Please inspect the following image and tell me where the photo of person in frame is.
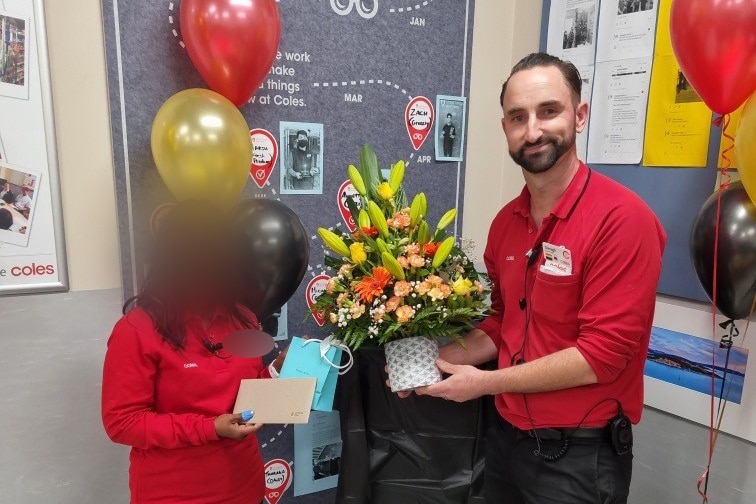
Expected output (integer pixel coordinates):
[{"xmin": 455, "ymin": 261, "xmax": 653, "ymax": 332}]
[
  {"xmin": 279, "ymin": 122, "xmax": 324, "ymax": 195},
  {"xmin": 435, "ymin": 95, "xmax": 467, "ymax": 162}
]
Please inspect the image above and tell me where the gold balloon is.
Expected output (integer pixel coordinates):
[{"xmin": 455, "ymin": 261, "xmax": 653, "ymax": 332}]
[
  {"xmin": 735, "ymin": 92, "xmax": 756, "ymax": 205},
  {"xmin": 151, "ymin": 88, "xmax": 251, "ymax": 205}
]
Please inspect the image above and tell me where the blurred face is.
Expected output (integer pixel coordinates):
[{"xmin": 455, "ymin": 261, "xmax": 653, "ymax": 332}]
[
  {"xmin": 446, "ymin": 115, "xmax": 452, "ymax": 125},
  {"xmin": 296, "ymin": 134, "xmax": 308, "ymax": 149},
  {"xmin": 22, "ymin": 188, "xmax": 29, "ymax": 196},
  {"xmin": 157, "ymin": 207, "xmax": 238, "ymax": 310},
  {"xmin": 500, "ymin": 66, "xmax": 588, "ymax": 174},
  {"xmin": 2, "ymin": 183, "xmax": 8, "ymax": 191}
]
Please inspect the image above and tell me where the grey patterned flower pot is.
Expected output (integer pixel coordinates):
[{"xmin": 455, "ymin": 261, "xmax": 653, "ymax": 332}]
[{"xmin": 385, "ymin": 336, "xmax": 442, "ymax": 392}]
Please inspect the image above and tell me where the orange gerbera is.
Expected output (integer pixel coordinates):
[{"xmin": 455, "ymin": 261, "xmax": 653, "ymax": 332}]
[
  {"xmin": 354, "ymin": 267, "xmax": 393, "ymax": 303},
  {"xmin": 423, "ymin": 242, "xmax": 440, "ymax": 257},
  {"xmin": 361, "ymin": 226, "xmax": 379, "ymax": 238}
]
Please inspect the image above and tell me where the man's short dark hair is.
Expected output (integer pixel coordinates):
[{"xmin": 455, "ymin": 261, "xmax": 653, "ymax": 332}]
[
  {"xmin": 0, "ymin": 208, "xmax": 12, "ymax": 230},
  {"xmin": 499, "ymin": 52, "xmax": 582, "ymax": 107},
  {"xmin": 446, "ymin": 113, "xmax": 452, "ymax": 118},
  {"xmin": 296, "ymin": 130, "xmax": 308, "ymax": 137}
]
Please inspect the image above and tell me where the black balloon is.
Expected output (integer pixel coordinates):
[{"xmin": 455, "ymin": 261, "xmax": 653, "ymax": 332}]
[
  {"xmin": 232, "ymin": 199, "xmax": 309, "ymax": 320},
  {"xmin": 691, "ymin": 182, "xmax": 756, "ymax": 320}
]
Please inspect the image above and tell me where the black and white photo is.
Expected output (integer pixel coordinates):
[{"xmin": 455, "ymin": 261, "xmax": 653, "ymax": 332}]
[
  {"xmin": 435, "ymin": 95, "xmax": 467, "ymax": 162},
  {"xmin": 280, "ymin": 121, "xmax": 324, "ymax": 195},
  {"xmin": 562, "ymin": 4, "xmax": 596, "ymax": 49},
  {"xmin": 617, "ymin": 0, "xmax": 654, "ymax": 15},
  {"xmin": 311, "ymin": 442, "xmax": 342, "ymax": 481}
]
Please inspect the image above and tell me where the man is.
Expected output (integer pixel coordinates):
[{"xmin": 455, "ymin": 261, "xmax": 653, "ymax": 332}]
[
  {"xmin": 14, "ymin": 187, "xmax": 32, "ymax": 212},
  {"xmin": 0, "ymin": 182, "xmax": 14, "ymax": 204},
  {"xmin": 441, "ymin": 113, "xmax": 457, "ymax": 157},
  {"xmin": 413, "ymin": 53, "xmax": 666, "ymax": 503},
  {"xmin": 286, "ymin": 130, "xmax": 319, "ymax": 191},
  {"xmin": 0, "ymin": 208, "xmax": 12, "ymax": 230}
]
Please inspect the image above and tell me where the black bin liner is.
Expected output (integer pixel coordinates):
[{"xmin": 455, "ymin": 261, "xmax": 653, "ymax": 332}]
[{"xmin": 335, "ymin": 346, "xmax": 494, "ymax": 504}]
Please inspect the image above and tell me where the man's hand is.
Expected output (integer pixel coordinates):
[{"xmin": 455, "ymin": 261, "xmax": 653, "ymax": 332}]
[
  {"xmin": 384, "ymin": 366, "xmax": 413, "ymax": 399},
  {"xmin": 214, "ymin": 413, "xmax": 264, "ymax": 440},
  {"xmin": 415, "ymin": 359, "xmax": 490, "ymax": 402}
]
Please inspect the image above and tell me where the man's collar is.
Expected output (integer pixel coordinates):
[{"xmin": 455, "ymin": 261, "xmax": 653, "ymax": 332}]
[{"xmin": 513, "ymin": 162, "xmax": 590, "ymax": 219}]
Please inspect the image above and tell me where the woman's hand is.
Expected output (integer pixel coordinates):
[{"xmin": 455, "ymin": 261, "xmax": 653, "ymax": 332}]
[
  {"xmin": 271, "ymin": 347, "xmax": 288, "ymax": 374},
  {"xmin": 214, "ymin": 413, "xmax": 264, "ymax": 440}
]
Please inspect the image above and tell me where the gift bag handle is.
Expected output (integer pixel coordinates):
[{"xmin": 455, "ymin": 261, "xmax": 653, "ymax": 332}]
[{"xmin": 301, "ymin": 336, "xmax": 354, "ymax": 375}]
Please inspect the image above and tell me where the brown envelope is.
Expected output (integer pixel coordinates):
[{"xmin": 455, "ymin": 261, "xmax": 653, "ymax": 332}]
[{"xmin": 233, "ymin": 378, "xmax": 317, "ymax": 424}]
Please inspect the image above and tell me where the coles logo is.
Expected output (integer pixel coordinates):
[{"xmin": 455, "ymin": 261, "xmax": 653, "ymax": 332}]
[{"xmin": 10, "ymin": 263, "xmax": 55, "ymax": 277}]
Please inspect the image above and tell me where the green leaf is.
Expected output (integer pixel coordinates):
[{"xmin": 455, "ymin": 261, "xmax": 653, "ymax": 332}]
[{"xmin": 358, "ymin": 144, "xmax": 382, "ymax": 199}]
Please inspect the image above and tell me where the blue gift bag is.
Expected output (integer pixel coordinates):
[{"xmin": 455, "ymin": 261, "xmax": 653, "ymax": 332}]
[{"xmin": 280, "ymin": 336, "xmax": 353, "ymax": 412}]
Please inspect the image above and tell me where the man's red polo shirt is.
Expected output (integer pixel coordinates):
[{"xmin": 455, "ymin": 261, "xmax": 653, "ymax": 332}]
[{"xmin": 476, "ymin": 162, "xmax": 666, "ymax": 429}]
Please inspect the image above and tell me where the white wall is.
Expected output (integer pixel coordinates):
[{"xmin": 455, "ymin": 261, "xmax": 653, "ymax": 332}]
[
  {"xmin": 44, "ymin": 0, "xmax": 121, "ymax": 291},
  {"xmin": 463, "ymin": 0, "xmax": 543, "ymax": 263}
]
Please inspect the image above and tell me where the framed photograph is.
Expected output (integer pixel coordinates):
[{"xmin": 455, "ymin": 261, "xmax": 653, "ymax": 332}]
[
  {"xmin": 646, "ymin": 327, "xmax": 748, "ymax": 404},
  {"xmin": 435, "ymin": 95, "xmax": 467, "ymax": 162},
  {"xmin": 0, "ymin": 164, "xmax": 41, "ymax": 247},
  {"xmin": 0, "ymin": 11, "xmax": 30, "ymax": 100},
  {"xmin": 279, "ymin": 122, "xmax": 324, "ymax": 195},
  {"xmin": 0, "ymin": 0, "xmax": 68, "ymax": 295}
]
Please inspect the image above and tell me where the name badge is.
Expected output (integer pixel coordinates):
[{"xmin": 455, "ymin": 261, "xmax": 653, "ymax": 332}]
[{"xmin": 541, "ymin": 242, "xmax": 572, "ymax": 276}]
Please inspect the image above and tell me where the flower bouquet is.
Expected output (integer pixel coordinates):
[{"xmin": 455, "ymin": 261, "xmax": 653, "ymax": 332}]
[{"xmin": 313, "ymin": 145, "xmax": 489, "ymax": 392}]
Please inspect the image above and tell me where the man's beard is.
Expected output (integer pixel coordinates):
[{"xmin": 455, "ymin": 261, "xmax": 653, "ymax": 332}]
[{"xmin": 509, "ymin": 133, "xmax": 574, "ymax": 174}]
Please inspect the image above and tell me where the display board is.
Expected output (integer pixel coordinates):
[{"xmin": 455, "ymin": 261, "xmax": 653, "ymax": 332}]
[
  {"xmin": 101, "ymin": 1, "xmax": 475, "ymax": 502},
  {"xmin": 0, "ymin": 0, "xmax": 68, "ymax": 295},
  {"xmin": 540, "ymin": 0, "xmax": 720, "ymax": 302}
]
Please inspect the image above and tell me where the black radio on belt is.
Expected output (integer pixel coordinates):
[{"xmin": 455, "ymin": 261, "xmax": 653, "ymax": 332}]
[{"xmin": 609, "ymin": 405, "xmax": 633, "ymax": 456}]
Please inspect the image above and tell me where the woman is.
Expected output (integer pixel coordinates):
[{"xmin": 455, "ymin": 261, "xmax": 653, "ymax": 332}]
[{"xmin": 102, "ymin": 204, "xmax": 284, "ymax": 503}]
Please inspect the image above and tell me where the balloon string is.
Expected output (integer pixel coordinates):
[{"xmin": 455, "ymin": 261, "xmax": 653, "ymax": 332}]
[
  {"xmin": 718, "ymin": 114, "xmax": 735, "ymax": 174},
  {"xmin": 712, "ymin": 297, "xmax": 755, "ymax": 450},
  {"xmin": 697, "ymin": 112, "xmax": 731, "ymax": 503}
]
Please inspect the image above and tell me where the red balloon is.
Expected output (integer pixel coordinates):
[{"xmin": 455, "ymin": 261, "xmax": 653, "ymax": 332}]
[
  {"xmin": 180, "ymin": 0, "xmax": 281, "ymax": 107},
  {"xmin": 670, "ymin": 0, "xmax": 756, "ymax": 115}
]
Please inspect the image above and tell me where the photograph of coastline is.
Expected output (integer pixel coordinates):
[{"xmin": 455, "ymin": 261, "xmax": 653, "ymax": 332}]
[{"xmin": 645, "ymin": 327, "xmax": 748, "ymax": 404}]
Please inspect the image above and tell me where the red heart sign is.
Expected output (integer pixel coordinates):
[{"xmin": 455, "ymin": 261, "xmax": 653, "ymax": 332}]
[
  {"xmin": 405, "ymin": 96, "xmax": 434, "ymax": 150},
  {"xmin": 264, "ymin": 459, "xmax": 292, "ymax": 504},
  {"xmin": 306, "ymin": 274, "xmax": 331, "ymax": 326},
  {"xmin": 250, "ymin": 128, "xmax": 278, "ymax": 189},
  {"xmin": 337, "ymin": 180, "xmax": 362, "ymax": 232}
]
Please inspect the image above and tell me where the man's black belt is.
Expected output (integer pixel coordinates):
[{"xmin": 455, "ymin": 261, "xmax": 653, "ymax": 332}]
[
  {"xmin": 498, "ymin": 414, "xmax": 610, "ymax": 441},
  {"xmin": 525, "ymin": 425, "xmax": 609, "ymax": 441}
]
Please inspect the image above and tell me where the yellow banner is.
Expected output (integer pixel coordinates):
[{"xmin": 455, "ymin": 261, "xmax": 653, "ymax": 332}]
[{"xmin": 642, "ymin": 0, "xmax": 712, "ymax": 167}]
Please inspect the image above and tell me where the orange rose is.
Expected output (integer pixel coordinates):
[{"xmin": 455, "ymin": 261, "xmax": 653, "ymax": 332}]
[
  {"xmin": 350, "ymin": 303, "xmax": 366, "ymax": 319},
  {"xmin": 415, "ymin": 281, "xmax": 432, "ymax": 295},
  {"xmin": 409, "ymin": 254, "xmax": 425, "ymax": 268},
  {"xmin": 397, "ymin": 256, "xmax": 410, "ymax": 269},
  {"xmin": 385, "ymin": 296, "xmax": 401, "ymax": 312},
  {"xmin": 403, "ymin": 243, "xmax": 421, "ymax": 256},
  {"xmin": 427, "ymin": 275, "xmax": 443, "ymax": 287},
  {"xmin": 395, "ymin": 305, "xmax": 416, "ymax": 323},
  {"xmin": 394, "ymin": 281, "xmax": 412, "ymax": 297}
]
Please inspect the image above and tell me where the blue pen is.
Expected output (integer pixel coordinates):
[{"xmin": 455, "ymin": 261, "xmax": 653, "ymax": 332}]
[{"xmin": 241, "ymin": 410, "xmax": 255, "ymax": 423}]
